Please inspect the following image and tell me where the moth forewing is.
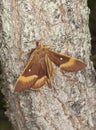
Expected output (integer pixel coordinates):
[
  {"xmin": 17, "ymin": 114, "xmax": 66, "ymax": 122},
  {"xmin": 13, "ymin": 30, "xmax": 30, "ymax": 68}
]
[
  {"xmin": 14, "ymin": 75, "xmax": 38, "ymax": 92},
  {"xmin": 48, "ymin": 50, "xmax": 70, "ymax": 66},
  {"xmin": 60, "ymin": 57, "xmax": 87, "ymax": 72},
  {"xmin": 48, "ymin": 50, "xmax": 86, "ymax": 72}
]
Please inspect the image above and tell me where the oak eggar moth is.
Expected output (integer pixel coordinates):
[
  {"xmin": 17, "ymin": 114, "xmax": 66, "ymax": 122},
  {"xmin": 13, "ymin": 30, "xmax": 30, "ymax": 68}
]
[{"xmin": 14, "ymin": 40, "xmax": 86, "ymax": 92}]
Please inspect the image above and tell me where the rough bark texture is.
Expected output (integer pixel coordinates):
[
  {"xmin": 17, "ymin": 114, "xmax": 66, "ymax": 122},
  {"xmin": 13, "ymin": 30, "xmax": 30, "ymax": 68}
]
[{"xmin": 0, "ymin": 0, "xmax": 96, "ymax": 130}]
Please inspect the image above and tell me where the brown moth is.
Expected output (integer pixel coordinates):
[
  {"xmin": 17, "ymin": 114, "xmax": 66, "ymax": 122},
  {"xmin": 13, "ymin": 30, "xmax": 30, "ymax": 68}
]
[{"xmin": 14, "ymin": 40, "xmax": 86, "ymax": 92}]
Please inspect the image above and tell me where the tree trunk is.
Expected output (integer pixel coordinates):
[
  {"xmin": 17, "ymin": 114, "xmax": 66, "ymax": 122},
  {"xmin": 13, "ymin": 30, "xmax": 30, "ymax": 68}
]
[{"xmin": 0, "ymin": 0, "xmax": 96, "ymax": 130}]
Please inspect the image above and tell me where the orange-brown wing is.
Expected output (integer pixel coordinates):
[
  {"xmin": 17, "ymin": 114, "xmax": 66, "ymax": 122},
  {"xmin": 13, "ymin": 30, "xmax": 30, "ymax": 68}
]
[
  {"xmin": 48, "ymin": 50, "xmax": 86, "ymax": 72},
  {"xmin": 14, "ymin": 54, "xmax": 47, "ymax": 92},
  {"xmin": 30, "ymin": 58, "xmax": 48, "ymax": 90}
]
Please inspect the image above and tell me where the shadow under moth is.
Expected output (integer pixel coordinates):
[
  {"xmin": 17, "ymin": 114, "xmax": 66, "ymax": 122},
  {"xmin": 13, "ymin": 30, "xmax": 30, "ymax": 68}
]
[{"xmin": 14, "ymin": 40, "xmax": 86, "ymax": 92}]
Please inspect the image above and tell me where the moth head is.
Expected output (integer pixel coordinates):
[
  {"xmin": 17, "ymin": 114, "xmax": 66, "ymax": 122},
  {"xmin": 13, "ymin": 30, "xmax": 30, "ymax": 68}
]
[
  {"xmin": 36, "ymin": 39, "xmax": 43, "ymax": 48},
  {"xmin": 36, "ymin": 40, "xmax": 50, "ymax": 49}
]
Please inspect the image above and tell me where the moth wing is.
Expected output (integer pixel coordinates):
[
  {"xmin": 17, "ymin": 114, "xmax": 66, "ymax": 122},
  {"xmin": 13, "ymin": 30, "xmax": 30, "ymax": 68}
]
[
  {"xmin": 14, "ymin": 75, "xmax": 38, "ymax": 92},
  {"xmin": 31, "ymin": 57, "xmax": 48, "ymax": 90},
  {"xmin": 15, "ymin": 55, "xmax": 47, "ymax": 91},
  {"xmin": 14, "ymin": 54, "xmax": 40, "ymax": 92},
  {"xmin": 31, "ymin": 76, "xmax": 47, "ymax": 90},
  {"xmin": 48, "ymin": 50, "xmax": 86, "ymax": 72}
]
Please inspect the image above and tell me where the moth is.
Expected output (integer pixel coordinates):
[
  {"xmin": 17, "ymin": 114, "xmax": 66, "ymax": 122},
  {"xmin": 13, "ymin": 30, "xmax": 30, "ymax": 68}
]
[{"xmin": 14, "ymin": 40, "xmax": 86, "ymax": 92}]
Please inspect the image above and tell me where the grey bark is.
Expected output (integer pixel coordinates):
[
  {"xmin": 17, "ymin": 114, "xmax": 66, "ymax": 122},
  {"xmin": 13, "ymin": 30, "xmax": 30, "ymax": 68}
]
[{"xmin": 0, "ymin": 0, "xmax": 96, "ymax": 130}]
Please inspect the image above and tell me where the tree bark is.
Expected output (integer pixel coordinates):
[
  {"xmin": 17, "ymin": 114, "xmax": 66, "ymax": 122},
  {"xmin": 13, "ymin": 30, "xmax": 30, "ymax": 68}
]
[{"xmin": 0, "ymin": 0, "xmax": 96, "ymax": 130}]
